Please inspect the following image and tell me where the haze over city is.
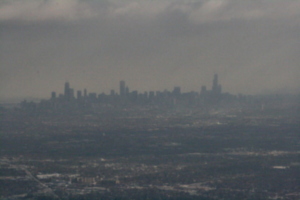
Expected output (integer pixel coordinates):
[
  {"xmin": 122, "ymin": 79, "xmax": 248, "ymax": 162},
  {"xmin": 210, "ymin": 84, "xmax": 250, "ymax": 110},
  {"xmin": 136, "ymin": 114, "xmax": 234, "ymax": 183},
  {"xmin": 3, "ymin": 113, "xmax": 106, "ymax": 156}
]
[
  {"xmin": 1, "ymin": 0, "xmax": 300, "ymax": 100},
  {"xmin": 1, "ymin": 2, "xmax": 300, "ymax": 200}
]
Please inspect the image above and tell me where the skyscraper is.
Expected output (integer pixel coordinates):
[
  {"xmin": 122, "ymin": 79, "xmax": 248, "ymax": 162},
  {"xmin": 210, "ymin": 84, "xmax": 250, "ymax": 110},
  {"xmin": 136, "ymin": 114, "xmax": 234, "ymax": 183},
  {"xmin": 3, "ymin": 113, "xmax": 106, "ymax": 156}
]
[
  {"xmin": 212, "ymin": 74, "xmax": 221, "ymax": 95},
  {"xmin": 173, "ymin": 87, "xmax": 181, "ymax": 96},
  {"xmin": 125, "ymin": 87, "xmax": 129, "ymax": 96},
  {"xmin": 69, "ymin": 88, "xmax": 74, "ymax": 99},
  {"xmin": 120, "ymin": 81, "xmax": 125, "ymax": 96},
  {"xmin": 212, "ymin": 74, "xmax": 218, "ymax": 93},
  {"xmin": 64, "ymin": 82, "xmax": 70, "ymax": 96},
  {"xmin": 200, "ymin": 86, "xmax": 207, "ymax": 96},
  {"xmin": 64, "ymin": 82, "xmax": 71, "ymax": 101},
  {"xmin": 51, "ymin": 91, "xmax": 56, "ymax": 99},
  {"xmin": 110, "ymin": 90, "xmax": 115, "ymax": 96},
  {"xmin": 84, "ymin": 89, "xmax": 87, "ymax": 97},
  {"xmin": 77, "ymin": 90, "xmax": 82, "ymax": 99}
]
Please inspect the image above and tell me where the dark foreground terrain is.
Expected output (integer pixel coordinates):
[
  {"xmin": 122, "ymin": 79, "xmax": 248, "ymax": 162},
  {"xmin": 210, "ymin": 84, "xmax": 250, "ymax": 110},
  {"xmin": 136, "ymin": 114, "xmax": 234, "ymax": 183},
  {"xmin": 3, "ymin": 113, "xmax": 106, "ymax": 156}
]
[{"xmin": 0, "ymin": 108, "xmax": 299, "ymax": 200}]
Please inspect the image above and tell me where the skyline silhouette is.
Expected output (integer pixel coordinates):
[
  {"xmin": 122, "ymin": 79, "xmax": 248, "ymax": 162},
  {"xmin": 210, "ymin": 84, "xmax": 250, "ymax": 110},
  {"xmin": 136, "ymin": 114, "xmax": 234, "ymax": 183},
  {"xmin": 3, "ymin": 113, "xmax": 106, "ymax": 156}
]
[{"xmin": 1, "ymin": 1, "xmax": 300, "ymax": 100}]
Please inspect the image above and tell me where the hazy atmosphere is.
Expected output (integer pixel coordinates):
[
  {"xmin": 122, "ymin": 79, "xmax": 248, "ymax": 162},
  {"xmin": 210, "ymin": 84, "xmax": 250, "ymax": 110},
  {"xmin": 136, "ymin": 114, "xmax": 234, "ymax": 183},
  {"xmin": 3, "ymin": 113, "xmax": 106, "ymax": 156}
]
[{"xmin": 1, "ymin": 0, "xmax": 300, "ymax": 100}]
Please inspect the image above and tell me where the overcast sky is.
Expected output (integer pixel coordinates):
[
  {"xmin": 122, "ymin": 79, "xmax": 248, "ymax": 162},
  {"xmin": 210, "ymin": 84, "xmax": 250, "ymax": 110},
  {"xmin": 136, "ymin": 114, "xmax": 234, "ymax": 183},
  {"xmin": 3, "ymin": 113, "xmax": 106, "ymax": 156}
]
[{"xmin": 1, "ymin": 0, "xmax": 300, "ymax": 100}]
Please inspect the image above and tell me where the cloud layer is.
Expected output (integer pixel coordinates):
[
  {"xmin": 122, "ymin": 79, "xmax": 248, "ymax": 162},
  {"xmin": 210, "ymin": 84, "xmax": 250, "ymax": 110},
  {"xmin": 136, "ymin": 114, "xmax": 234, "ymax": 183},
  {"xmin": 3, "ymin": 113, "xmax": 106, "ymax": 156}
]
[
  {"xmin": 0, "ymin": 0, "xmax": 96, "ymax": 21},
  {"xmin": 2, "ymin": 0, "xmax": 300, "ymax": 22}
]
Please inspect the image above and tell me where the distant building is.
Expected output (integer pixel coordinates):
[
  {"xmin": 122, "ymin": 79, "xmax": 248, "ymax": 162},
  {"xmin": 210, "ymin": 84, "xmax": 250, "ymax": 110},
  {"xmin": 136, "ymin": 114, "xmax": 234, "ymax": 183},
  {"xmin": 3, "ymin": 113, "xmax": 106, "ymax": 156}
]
[
  {"xmin": 173, "ymin": 87, "xmax": 181, "ymax": 96},
  {"xmin": 89, "ymin": 93, "xmax": 97, "ymax": 99},
  {"xmin": 120, "ymin": 81, "xmax": 126, "ymax": 96},
  {"xmin": 51, "ymin": 91, "xmax": 56, "ymax": 99},
  {"xmin": 84, "ymin": 89, "xmax": 87, "ymax": 97},
  {"xmin": 77, "ymin": 90, "xmax": 82, "ymax": 99},
  {"xmin": 212, "ymin": 74, "xmax": 222, "ymax": 95},
  {"xmin": 69, "ymin": 88, "xmax": 74, "ymax": 99},
  {"xmin": 64, "ymin": 82, "xmax": 72, "ymax": 101},
  {"xmin": 149, "ymin": 91, "xmax": 155, "ymax": 100},
  {"xmin": 125, "ymin": 86, "xmax": 129, "ymax": 96},
  {"xmin": 200, "ymin": 86, "xmax": 207, "ymax": 96},
  {"xmin": 110, "ymin": 90, "xmax": 115, "ymax": 96},
  {"xmin": 43, "ymin": 74, "xmax": 228, "ymax": 110}
]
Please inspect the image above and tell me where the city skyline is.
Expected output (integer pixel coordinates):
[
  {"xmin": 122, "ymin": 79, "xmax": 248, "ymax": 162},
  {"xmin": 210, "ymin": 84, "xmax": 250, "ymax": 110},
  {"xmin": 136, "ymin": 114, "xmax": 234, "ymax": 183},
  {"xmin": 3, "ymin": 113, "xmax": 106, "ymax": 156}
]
[
  {"xmin": 53, "ymin": 73, "xmax": 222, "ymax": 100},
  {"xmin": 1, "ymin": 69, "xmax": 299, "ymax": 102},
  {"xmin": 1, "ymin": 0, "xmax": 300, "ymax": 100}
]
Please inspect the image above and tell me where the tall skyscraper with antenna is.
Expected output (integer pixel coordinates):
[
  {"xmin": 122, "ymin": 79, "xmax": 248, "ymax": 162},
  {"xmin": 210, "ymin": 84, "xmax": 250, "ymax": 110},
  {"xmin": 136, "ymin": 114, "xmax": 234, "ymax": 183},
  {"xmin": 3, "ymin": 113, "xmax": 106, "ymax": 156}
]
[{"xmin": 212, "ymin": 74, "xmax": 222, "ymax": 95}]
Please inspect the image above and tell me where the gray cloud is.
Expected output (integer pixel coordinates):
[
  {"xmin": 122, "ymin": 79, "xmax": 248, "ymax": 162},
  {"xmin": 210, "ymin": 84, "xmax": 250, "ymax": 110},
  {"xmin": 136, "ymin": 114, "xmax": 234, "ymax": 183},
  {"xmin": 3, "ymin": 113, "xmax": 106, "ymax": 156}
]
[
  {"xmin": 2, "ymin": 0, "xmax": 300, "ymax": 23},
  {"xmin": 0, "ymin": 0, "xmax": 96, "ymax": 21},
  {"xmin": 1, "ymin": 0, "xmax": 300, "ymax": 100}
]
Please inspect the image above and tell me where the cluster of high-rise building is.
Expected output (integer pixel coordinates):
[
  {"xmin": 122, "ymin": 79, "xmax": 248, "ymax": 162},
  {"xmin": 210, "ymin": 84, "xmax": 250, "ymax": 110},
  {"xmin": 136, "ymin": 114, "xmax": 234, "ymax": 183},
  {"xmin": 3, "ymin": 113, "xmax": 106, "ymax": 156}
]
[
  {"xmin": 19, "ymin": 73, "xmax": 299, "ymax": 113},
  {"xmin": 47, "ymin": 74, "xmax": 225, "ymax": 107}
]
